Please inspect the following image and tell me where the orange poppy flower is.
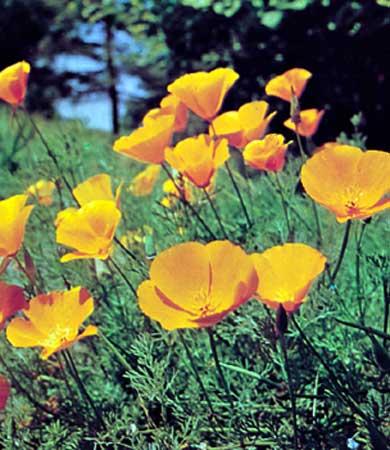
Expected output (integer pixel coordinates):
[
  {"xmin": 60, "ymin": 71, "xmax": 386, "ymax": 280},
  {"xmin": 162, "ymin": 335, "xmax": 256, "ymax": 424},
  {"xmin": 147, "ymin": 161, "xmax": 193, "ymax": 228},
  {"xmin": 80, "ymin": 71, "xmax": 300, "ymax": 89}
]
[
  {"xmin": 301, "ymin": 145, "xmax": 390, "ymax": 223},
  {"xmin": 138, "ymin": 240, "xmax": 258, "ymax": 330},
  {"xmin": 73, "ymin": 173, "xmax": 122, "ymax": 208},
  {"xmin": 0, "ymin": 376, "xmax": 10, "ymax": 410},
  {"xmin": 265, "ymin": 68, "xmax": 312, "ymax": 102},
  {"xmin": 167, "ymin": 67, "xmax": 239, "ymax": 121},
  {"xmin": 0, "ymin": 281, "xmax": 27, "ymax": 330},
  {"xmin": 26, "ymin": 179, "xmax": 56, "ymax": 206},
  {"xmin": 165, "ymin": 134, "xmax": 229, "ymax": 188},
  {"xmin": 113, "ymin": 115, "xmax": 175, "ymax": 164},
  {"xmin": 252, "ymin": 243, "xmax": 326, "ymax": 312},
  {"xmin": 284, "ymin": 109, "xmax": 324, "ymax": 137},
  {"xmin": 210, "ymin": 101, "xmax": 276, "ymax": 148},
  {"xmin": 0, "ymin": 195, "xmax": 34, "ymax": 258},
  {"xmin": 55, "ymin": 200, "xmax": 121, "ymax": 262},
  {"xmin": 0, "ymin": 61, "xmax": 30, "ymax": 107},
  {"xmin": 243, "ymin": 134, "xmax": 292, "ymax": 172},
  {"xmin": 143, "ymin": 94, "xmax": 188, "ymax": 133},
  {"xmin": 6, "ymin": 287, "xmax": 97, "ymax": 359},
  {"xmin": 129, "ymin": 165, "xmax": 161, "ymax": 196},
  {"xmin": 160, "ymin": 176, "xmax": 193, "ymax": 208}
]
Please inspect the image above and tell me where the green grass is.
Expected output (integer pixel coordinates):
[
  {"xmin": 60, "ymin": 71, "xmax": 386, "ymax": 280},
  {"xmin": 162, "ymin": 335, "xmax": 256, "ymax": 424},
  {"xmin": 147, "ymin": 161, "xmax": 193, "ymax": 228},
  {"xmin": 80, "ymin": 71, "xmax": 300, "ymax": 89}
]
[{"xmin": 0, "ymin": 106, "xmax": 389, "ymax": 449}]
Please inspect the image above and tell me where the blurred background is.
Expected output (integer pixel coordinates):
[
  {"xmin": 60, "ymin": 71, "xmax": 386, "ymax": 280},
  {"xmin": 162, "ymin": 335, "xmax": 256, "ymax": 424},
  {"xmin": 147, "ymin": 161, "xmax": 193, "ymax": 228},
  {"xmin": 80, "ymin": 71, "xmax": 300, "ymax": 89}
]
[{"xmin": 1, "ymin": 0, "xmax": 389, "ymax": 147}]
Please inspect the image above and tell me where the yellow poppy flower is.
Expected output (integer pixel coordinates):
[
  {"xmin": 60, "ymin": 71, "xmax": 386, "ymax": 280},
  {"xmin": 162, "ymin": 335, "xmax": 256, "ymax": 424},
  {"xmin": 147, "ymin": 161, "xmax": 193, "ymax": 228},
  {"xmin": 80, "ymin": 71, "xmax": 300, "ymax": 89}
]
[
  {"xmin": 143, "ymin": 94, "xmax": 188, "ymax": 132},
  {"xmin": 301, "ymin": 145, "xmax": 390, "ymax": 222},
  {"xmin": 138, "ymin": 240, "xmax": 258, "ymax": 330},
  {"xmin": 265, "ymin": 68, "xmax": 312, "ymax": 102},
  {"xmin": 211, "ymin": 101, "xmax": 276, "ymax": 148},
  {"xmin": 165, "ymin": 134, "xmax": 229, "ymax": 188},
  {"xmin": 113, "ymin": 115, "xmax": 175, "ymax": 164},
  {"xmin": 55, "ymin": 200, "xmax": 121, "ymax": 262},
  {"xmin": 6, "ymin": 287, "xmax": 97, "ymax": 359},
  {"xmin": 284, "ymin": 109, "xmax": 324, "ymax": 137},
  {"xmin": 26, "ymin": 179, "xmax": 56, "ymax": 206},
  {"xmin": 128, "ymin": 165, "xmax": 161, "ymax": 196},
  {"xmin": 243, "ymin": 134, "xmax": 292, "ymax": 172},
  {"xmin": 0, "ymin": 195, "xmax": 34, "ymax": 258},
  {"xmin": 167, "ymin": 67, "xmax": 239, "ymax": 121},
  {"xmin": 72, "ymin": 173, "xmax": 121, "ymax": 208},
  {"xmin": 0, "ymin": 61, "xmax": 30, "ymax": 106},
  {"xmin": 252, "ymin": 243, "xmax": 326, "ymax": 312}
]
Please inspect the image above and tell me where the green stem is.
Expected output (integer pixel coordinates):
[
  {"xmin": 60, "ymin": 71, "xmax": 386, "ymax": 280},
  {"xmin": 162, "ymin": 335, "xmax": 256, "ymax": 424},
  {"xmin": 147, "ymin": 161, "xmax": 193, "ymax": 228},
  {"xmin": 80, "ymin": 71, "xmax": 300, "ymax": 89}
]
[
  {"xmin": 273, "ymin": 173, "xmax": 292, "ymax": 240},
  {"xmin": 383, "ymin": 278, "xmax": 390, "ymax": 346},
  {"xmin": 178, "ymin": 331, "xmax": 220, "ymax": 429},
  {"xmin": 291, "ymin": 316, "xmax": 368, "ymax": 421},
  {"xmin": 207, "ymin": 328, "xmax": 234, "ymax": 410},
  {"xmin": 331, "ymin": 220, "xmax": 352, "ymax": 284},
  {"xmin": 99, "ymin": 331, "xmax": 134, "ymax": 373},
  {"xmin": 335, "ymin": 318, "xmax": 390, "ymax": 341},
  {"xmin": 161, "ymin": 163, "xmax": 216, "ymax": 239},
  {"xmin": 14, "ymin": 255, "xmax": 39, "ymax": 295},
  {"xmin": 63, "ymin": 350, "xmax": 106, "ymax": 430},
  {"xmin": 21, "ymin": 107, "xmax": 76, "ymax": 202},
  {"xmin": 108, "ymin": 257, "xmax": 137, "ymax": 296},
  {"xmin": 355, "ymin": 222, "xmax": 367, "ymax": 320},
  {"xmin": 279, "ymin": 333, "xmax": 298, "ymax": 450},
  {"xmin": 203, "ymin": 188, "xmax": 228, "ymax": 239},
  {"xmin": 224, "ymin": 161, "xmax": 253, "ymax": 228}
]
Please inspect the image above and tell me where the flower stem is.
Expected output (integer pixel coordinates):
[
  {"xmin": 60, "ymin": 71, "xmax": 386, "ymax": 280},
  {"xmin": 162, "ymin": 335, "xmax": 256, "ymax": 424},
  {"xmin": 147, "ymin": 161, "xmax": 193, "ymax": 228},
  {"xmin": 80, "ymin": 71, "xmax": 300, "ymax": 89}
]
[
  {"xmin": 63, "ymin": 349, "xmax": 106, "ymax": 430},
  {"xmin": 207, "ymin": 328, "xmax": 234, "ymax": 410},
  {"xmin": 161, "ymin": 163, "xmax": 216, "ymax": 239},
  {"xmin": 279, "ymin": 332, "xmax": 298, "ymax": 450},
  {"xmin": 273, "ymin": 173, "xmax": 292, "ymax": 240},
  {"xmin": 331, "ymin": 220, "xmax": 352, "ymax": 284},
  {"xmin": 108, "ymin": 257, "xmax": 137, "ymax": 296},
  {"xmin": 224, "ymin": 161, "xmax": 253, "ymax": 228},
  {"xmin": 203, "ymin": 188, "xmax": 228, "ymax": 239},
  {"xmin": 14, "ymin": 255, "xmax": 40, "ymax": 295}
]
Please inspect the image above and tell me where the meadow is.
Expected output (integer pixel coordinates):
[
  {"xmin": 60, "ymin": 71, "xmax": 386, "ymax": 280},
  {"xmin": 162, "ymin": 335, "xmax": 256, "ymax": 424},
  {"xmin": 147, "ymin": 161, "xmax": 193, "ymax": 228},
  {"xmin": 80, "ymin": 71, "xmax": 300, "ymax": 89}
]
[{"xmin": 0, "ymin": 64, "xmax": 389, "ymax": 450}]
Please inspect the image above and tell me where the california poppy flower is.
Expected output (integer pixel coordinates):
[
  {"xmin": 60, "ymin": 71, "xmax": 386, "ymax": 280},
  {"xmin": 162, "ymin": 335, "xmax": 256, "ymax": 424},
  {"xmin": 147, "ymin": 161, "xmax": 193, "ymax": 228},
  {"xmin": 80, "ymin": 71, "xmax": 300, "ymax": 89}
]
[
  {"xmin": 243, "ymin": 134, "xmax": 292, "ymax": 172},
  {"xmin": 301, "ymin": 145, "xmax": 390, "ymax": 222},
  {"xmin": 73, "ymin": 173, "xmax": 122, "ymax": 208},
  {"xmin": 0, "ymin": 376, "xmax": 10, "ymax": 410},
  {"xmin": 0, "ymin": 195, "xmax": 34, "ymax": 258},
  {"xmin": 143, "ymin": 94, "xmax": 188, "ymax": 133},
  {"xmin": 55, "ymin": 200, "xmax": 121, "ymax": 262},
  {"xmin": 0, "ymin": 61, "xmax": 30, "ymax": 107},
  {"xmin": 113, "ymin": 115, "xmax": 175, "ymax": 164},
  {"xmin": 160, "ymin": 176, "xmax": 193, "ymax": 208},
  {"xmin": 167, "ymin": 67, "xmax": 239, "ymax": 121},
  {"xmin": 129, "ymin": 165, "xmax": 161, "ymax": 196},
  {"xmin": 210, "ymin": 101, "xmax": 276, "ymax": 148},
  {"xmin": 165, "ymin": 134, "xmax": 229, "ymax": 188},
  {"xmin": 26, "ymin": 179, "xmax": 56, "ymax": 206},
  {"xmin": 0, "ymin": 281, "xmax": 27, "ymax": 330},
  {"xmin": 138, "ymin": 240, "xmax": 258, "ymax": 330},
  {"xmin": 6, "ymin": 287, "xmax": 97, "ymax": 359},
  {"xmin": 252, "ymin": 243, "xmax": 326, "ymax": 312},
  {"xmin": 265, "ymin": 68, "xmax": 312, "ymax": 102},
  {"xmin": 284, "ymin": 109, "xmax": 324, "ymax": 137}
]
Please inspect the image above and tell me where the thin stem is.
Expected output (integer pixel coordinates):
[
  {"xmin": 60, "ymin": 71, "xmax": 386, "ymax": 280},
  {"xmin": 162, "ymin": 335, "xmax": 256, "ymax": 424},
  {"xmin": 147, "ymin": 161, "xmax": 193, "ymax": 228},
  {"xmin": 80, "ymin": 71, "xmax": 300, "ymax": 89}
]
[
  {"xmin": 0, "ymin": 352, "xmax": 55, "ymax": 416},
  {"xmin": 14, "ymin": 256, "xmax": 39, "ymax": 295},
  {"xmin": 55, "ymin": 354, "xmax": 77, "ymax": 406},
  {"xmin": 21, "ymin": 107, "xmax": 76, "ymax": 201},
  {"xmin": 178, "ymin": 331, "xmax": 220, "ymax": 427},
  {"xmin": 203, "ymin": 188, "xmax": 228, "ymax": 238},
  {"xmin": 63, "ymin": 350, "xmax": 106, "ymax": 430},
  {"xmin": 279, "ymin": 333, "xmax": 298, "ymax": 450},
  {"xmin": 335, "ymin": 318, "xmax": 390, "ymax": 341},
  {"xmin": 355, "ymin": 222, "xmax": 367, "ymax": 320},
  {"xmin": 291, "ymin": 316, "xmax": 368, "ymax": 421},
  {"xmin": 383, "ymin": 278, "xmax": 390, "ymax": 346},
  {"xmin": 99, "ymin": 330, "xmax": 134, "ymax": 373},
  {"xmin": 108, "ymin": 257, "xmax": 137, "ymax": 296},
  {"xmin": 331, "ymin": 220, "xmax": 352, "ymax": 284},
  {"xmin": 207, "ymin": 328, "xmax": 234, "ymax": 410},
  {"xmin": 273, "ymin": 173, "xmax": 292, "ymax": 239},
  {"xmin": 224, "ymin": 161, "xmax": 252, "ymax": 228},
  {"xmin": 161, "ymin": 163, "xmax": 216, "ymax": 238}
]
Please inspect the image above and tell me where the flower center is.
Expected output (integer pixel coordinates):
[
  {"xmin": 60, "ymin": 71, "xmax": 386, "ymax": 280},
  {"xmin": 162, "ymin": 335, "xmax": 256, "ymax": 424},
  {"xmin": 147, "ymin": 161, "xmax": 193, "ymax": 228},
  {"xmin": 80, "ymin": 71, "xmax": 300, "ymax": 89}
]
[
  {"xmin": 41, "ymin": 325, "xmax": 73, "ymax": 349},
  {"xmin": 194, "ymin": 289, "xmax": 214, "ymax": 317}
]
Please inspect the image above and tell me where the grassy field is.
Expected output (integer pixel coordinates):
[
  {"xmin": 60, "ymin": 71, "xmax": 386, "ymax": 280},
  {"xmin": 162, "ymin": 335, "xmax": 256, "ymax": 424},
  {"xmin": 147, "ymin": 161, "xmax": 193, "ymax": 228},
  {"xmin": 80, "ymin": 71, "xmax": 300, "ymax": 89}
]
[{"xmin": 0, "ymin": 104, "xmax": 389, "ymax": 450}]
